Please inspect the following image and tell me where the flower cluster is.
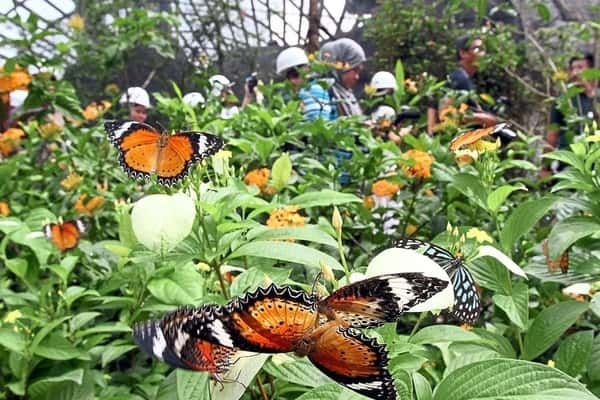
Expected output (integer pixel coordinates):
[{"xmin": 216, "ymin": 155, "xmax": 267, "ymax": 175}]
[
  {"xmin": 372, "ymin": 179, "xmax": 401, "ymax": 197},
  {"xmin": 0, "ymin": 128, "xmax": 25, "ymax": 158},
  {"xmin": 61, "ymin": 172, "xmax": 83, "ymax": 191},
  {"xmin": 0, "ymin": 66, "xmax": 31, "ymax": 93},
  {"xmin": 82, "ymin": 100, "xmax": 112, "ymax": 121},
  {"xmin": 244, "ymin": 167, "xmax": 275, "ymax": 194},
  {"xmin": 0, "ymin": 202, "xmax": 9, "ymax": 217},
  {"xmin": 266, "ymin": 206, "xmax": 306, "ymax": 229},
  {"xmin": 401, "ymin": 149, "xmax": 434, "ymax": 179},
  {"xmin": 74, "ymin": 194, "xmax": 105, "ymax": 215}
]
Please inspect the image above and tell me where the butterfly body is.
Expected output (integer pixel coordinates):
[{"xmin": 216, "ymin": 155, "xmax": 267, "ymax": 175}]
[
  {"xmin": 43, "ymin": 220, "xmax": 86, "ymax": 252},
  {"xmin": 105, "ymin": 121, "xmax": 223, "ymax": 186},
  {"xmin": 394, "ymin": 238, "xmax": 481, "ymax": 323}
]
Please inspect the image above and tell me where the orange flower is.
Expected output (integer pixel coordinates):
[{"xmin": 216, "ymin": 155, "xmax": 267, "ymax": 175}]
[
  {"xmin": 404, "ymin": 78, "xmax": 418, "ymax": 94},
  {"xmin": 0, "ymin": 202, "xmax": 9, "ymax": 216},
  {"xmin": 266, "ymin": 206, "xmax": 306, "ymax": 229},
  {"xmin": 439, "ymin": 103, "xmax": 469, "ymax": 125},
  {"xmin": 372, "ymin": 179, "xmax": 400, "ymax": 197},
  {"xmin": 0, "ymin": 128, "xmax": 25, "ymax": 157},
  {"xmin": 0, "ymin": 66, "xmax": 31, "ymax": 93},
  {"xmin": 74, "ymin": 194, "xmax": 105, "ymax": 215},
  {"xmin": 401, "ymin": 149, "xmax": 434, "ymax": 179},
  {"xmin": 244, "ymin": 168, "xmax": 270, "ymax": 191},
  {"xmin": 363, "ymin": 195, "xmax": 375, "ymax": 209},
  {"xmin": 82, "ymin": 100, "xmax": 111, "ymax": 121}
]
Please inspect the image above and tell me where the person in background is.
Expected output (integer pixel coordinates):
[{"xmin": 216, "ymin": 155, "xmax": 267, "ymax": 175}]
[
  {"xmin": 119, "ymin": 87, "xmax": 151, "ymax": 123},
  {"xmin": 208, "ymin": 74, "xmax": 239, "ymax": 119},
  {"xmin": 319, "ymin": 38, "xmax": 366, "ymax": 117},
  {"xmin": 275, "ymin": 46, "xmax": 335, "ymax": 120},
  {"xmin": 541, "ymin": 53, "xmax": 598, "ymax": 175}
]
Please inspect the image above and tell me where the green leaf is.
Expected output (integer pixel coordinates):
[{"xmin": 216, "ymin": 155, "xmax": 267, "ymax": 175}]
[
  {"xmin": 290, "ymin": 190, "xmax": 361, "ymax": 209},
  {"xmin": 177, "ymin": 369, "xmax": 209, "ymax": 400},
  {"xmin": 543, "ymin": 151, "xmax": 585, "ymax": 171},
  {"xmin": 500, "ymin": 196, "xmax": 558, "ymax": 252},
  {"xmin": 493, "ymin": 282, "xmax": 529, "ymax": 331},
  {"xmin": 246, "ymin": 225, "xmax": 337, "ymax": 248},
  {"xmin": 263, "ymin": 356, "xmax": 331, "ymax": 388},
  {"xmin": 0, "ymin": 327, "xmax": 27, "ymax": 354},
  {"xmin": 433, "ymin": 358, "xmax": 596, "ymax": 400},
  {"xmin": 101, "ymin": 345, "xmax": 138, "ymax": 367},
  {"xmin": 6, "ymin": 258, "xmax": 27, "ymax": 281},
  {"xmin": 554, "ymin": 330, "xmax": 594, "ymax": 377},
  {"xmin": 147, "ymin": 262, "xmax": 205, "ymax": 305},
  {"xmin": 272, "ymin": 152, "xmax": 292, "ymax": 191},
  {"xmin": 228, "ymin": 240, "xmax": 344, "ymax": 270},
  {"xmin": 229, "ymin": 266, "xmax": 291, "ymax": 298},
  {"xmin": 588, "ymin": 334, "xmax": 600, "ymax": 382},
  {"xmin": 74, "ymin": 323, "xmax": 131, "ymax": 337},
  {"xmin": 395, "ymin": 59, "xmax": 405, "ymax": 97},
  {"xmin": 487, "ymin": 184, "xmax": 526, "ymax": 215},
  {"xmin": 31, "ymin": 316, "xmax": 71, "ymax": 350},
  {"xmin": 535, "ymin": 3, "xmax": 551, "ymax": 22},
  {"xmin": 451, "ymin": 173, "xmax": 488, "ymax": 211},
  {"xmin": 409, "ymin": 325, "xmax": 485, "ymax": 345},
  {"xmin": 33, "ymin": 333, "xmax": 88, "ymax": 360},
  {"xmin": 296, "ymin": 384, "xmax": 344, "ymax": 400},
  {"xmin": 522, "ymin": 301, "xmax": 589, "ymax": 360},
  {"xmin": 208, "ymin": 353, "xmax": 269, "ymax": 400},
  {"xmin": 28, "ymin": 369, "xmax": 85, "ymax": 398},
  {"xmin": 413, "ymin": 372, "xmax": 433, "ymax": 400},
  {"xmin": 547, "ymin": 216, "xmax": 600, "ymax": 259}
]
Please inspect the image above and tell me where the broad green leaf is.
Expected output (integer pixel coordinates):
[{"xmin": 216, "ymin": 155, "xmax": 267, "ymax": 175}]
[
  {"xmin": 543, "ymin": 150, "xmax": 584, "ymax": 171},
  {"xmin": 75, "ymin": 323, "xmax": 131, "ymax": 337},
  {"xmin": 246, "ymin": 225, "xmax": 337, "ymax": 248},
  {"xmin": 0, "ymin": 217, "xmax": 22, "ymax": 234},
  {"xmin": 228, "ymin": 240, "xmax": 344, "ymax": 271},
  {"xmin": 413, "ymin": 372, "xmax": 433, "ymax": 400},
  {"xmin": 101, "ymin": 345, "xmax": 138, "ymax": 367},
  {"xmin": 296, "ymin": 384, "xmax": 344, "ymax": 400},
  {"xmin": 148, "ymin": 278, "xmax": 195, "ymax": 305},
  {"xmin": 290, "ymin": 190, "xmax": 361, "ymax": 209},
  {"xmin": 500, "ymin": 196, "xmax": 558, "ymax": 252},
  {"xmin": 588, "ymin": 334, "xmax": 600, "ymax": 382},
  {"xmin": 263, "ymin": 356, "xmax": 331, "ymax": 388},
  {"xmin": 0, "ymin": 327, "xmax": 27, "ymax": 354},
  {"xmin": 444, "ymin": 346, "xmax": 500, "ymax": 377},
  {"xmin": 433, "ymin": 358, "xmax": 596, "ymax": 400},
  {"xmin": 28, "ymin": 369, "xmax": 85, "ymax": 398},
  {"xmin": 156, "ymin": 371, "xmax": 178, "ymax": 400},
  {"xmin": 229, "ymin": 266, "xmax": 291, "ymax": 298},
  {"xmin": 31, "ymin": 316, "xmax": 71, "ymax": 350},
  {"xmin": 487, "ymin": 184, "xmax": 526, "ymax": 215},
  {"xmin": 451, "ymin": 173, "xmax": 488, "ymax": 211},
  {"xmin": 493, "ymin": 282, "xmax": 529, "ymax": 330},
  {"xmin": 6, "ymin": 258, "xmax": 27, "ymax": 281},
  {"xmin": 535, "ymin": 3, "xmax": 551, "ymax": 22},
  {"xmin": 176, "ymin": 369, "xmax": 210, "ymax": 400},
  {"xmin": 410, "ymin": 325, "xmax": 484, "ymax": 345},
  {"xmin": 33, "ymin": 333, "xmax": 88, "ymax": 360},
  {"xmin": 547, "ymin": 216, "xmax": 600, "ymax": 259},
  {"xmin": 554, "ymin": 330, "xmax": 594, "ymax": 377},
  {"xmin": 272, "ymin": 152, "xmax": 292, "ymax": 190},
  {"xmin": 522, "ymin": 301, "xmax": 589, "ymax": 360}
]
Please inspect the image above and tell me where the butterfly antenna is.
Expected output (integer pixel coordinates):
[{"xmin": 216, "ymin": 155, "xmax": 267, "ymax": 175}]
[{"xmin": 311, "ymin": 272, "xmax": 323, "ymax": 296}]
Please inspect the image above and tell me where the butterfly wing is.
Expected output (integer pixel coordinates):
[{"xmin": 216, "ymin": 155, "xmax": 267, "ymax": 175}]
[
  {"xmin": 319, "ymin": 272, "xmax": 449, "ymax": 328},
  {"xmin": 449, "ymin": 264, "xmax": 481, "ymax": 323},
  {"xmin": 394, "ymin": 238, "xmax": 455, "ymax": 267},
  {"xmin": 104, "ymin": 120, "xmax": 161, "ymax": 181},
  {"xmin": 43, "ymin": 220, "xmax": 85, "ymax": 252},
  {"xmin": 449, "ymin": 123, "xmax": 508, "ymax": 151},
  {"xmin": 133, "ymin": 305, "xmax": 235, "ymax": 373},
  {"xmin": 308, "ymin": 325, "xmax": 397, "ymax": 400},
  {"xmin": 222, "ymin": 284, "xmax": 318, "ymax": 353},
  {"xmin": 155, "ymin": 132, "xmax": 223, "ymax": 186}
]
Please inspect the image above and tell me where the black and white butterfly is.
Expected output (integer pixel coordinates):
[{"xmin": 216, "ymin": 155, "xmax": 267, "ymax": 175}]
[{"xmin": 394, "ymin": 238, "xmax": 481, "ymax": 323}]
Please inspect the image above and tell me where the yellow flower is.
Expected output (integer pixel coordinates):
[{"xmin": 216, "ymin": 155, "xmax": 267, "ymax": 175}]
[
  {"xmin": 74, "ymin": 194, "xmax": 105, "ymax": 215},
  {"xmin": 460, "ymin": 323, "xmax": 473, "ymax": 331},
  {"xmin": 466, "ymin": 228, "xmax": 493, "ymax": 243},
  {"xmin": 404, "ymin": 78, "xmax": 417, "ymax": 94},
  {"xmin": 38, "ymin": 122, "xmax": 63, "ymax": 138},
  {"xmin": 552, "ymin": 70, "xmax": 568, "ymax": 82},
  {"xmin": 68, "ymin": 14, "xmax": 85, "ymax": 31},
  {"xmin": 61, "ymin": 172, "xmax": 83, "ymax": 191},
  {"xmin": 320, "ymin": 261, "xmax": 335, "ymax": 283},
  {"xmin": 467, "ymin": 138, "xmax": 500, "ymax": 152},
  {"xmin": 372, "ymin": 179, "xmax": 401, "ymax": 197},
  {"xmin": 401, "ymin": 149, "xmax": 434, "ymax": 179},
  {"xmin": 439, "ymin": 103, "xmax": 469, "ymax": 125},
  {"xmin": 405, "ymin": 223, "xmax": 418, "ymax": 236},
  {"xmin": 364, "ymin": 84, "xmax": 377, "ymax": 97},
  {"xmin": 454, "ymin": 149, "xmax": 479, "ymax": 166},
  {"xmin": 244, "ymin": 168, "xmax": 270, "ymax": 192},
  {"xmin": 105, "ymin": 83, "xmax": 120, "ymax": 95},
  {"xmin": 266, "ymin": 206, "xmax": 306, "ymax": 231},
  {"xmin": 308, "ymin": 53, "xmax": 315, "ymax": 62},
  {"xmin": 547, "ymin": 360, "xmax": 555, "ymax": 368},
  {"xmin": 196, "ymin": 262, "xmax": 211, "ymax": 272},
  {"xmin": 335, "ymin": 61, "xmax": 344, "ymax": 70},
  {"xmin": 82, "ymin": 103, "xmax": 99, "ymax": 120},
  {"xmin": 0, "ymin": 128, "xmax": 25, "ymax": 157},
  {"xmin": 0, "ymin": 66, "xmax": 31, "ymax": 93},
  {"xmin": 3, "ymin": 310, "xmax": 22, "ymax": 323},
  {"xmin": 0, "ymin": 202, "xmax": 9, "ymax": 216},
  {"xmin": 214, "ymin": 150, "xmax": 232, "ymax": 160},
  {"xmin": 363, "ymin": 195, "xmax": 375, "ymax": 209}
]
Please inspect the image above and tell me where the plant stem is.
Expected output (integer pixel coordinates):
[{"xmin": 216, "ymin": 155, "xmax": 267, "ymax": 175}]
[
  {"xmin": 255, "ymin": 375, "xmax": 269, "ymax": 400},
  {"xmin": 409, "ymin": 311, "xmax": 428, "ymax": 337},
  {"xmin": 399, "ymin": 181, "xmax": 419, "ymax": 238},
  {"xmin": 336, "ymin": 231, "xmax": 350, "ymax": 284}
]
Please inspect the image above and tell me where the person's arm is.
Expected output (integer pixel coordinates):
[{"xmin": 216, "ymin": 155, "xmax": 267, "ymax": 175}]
[
  {"xmin": 426, "ymin": 107, "xmax": 438, "ymax": 136},
  {"xmin": 241, "ymin": 81, "xmax": 254, "ymax": 107}
]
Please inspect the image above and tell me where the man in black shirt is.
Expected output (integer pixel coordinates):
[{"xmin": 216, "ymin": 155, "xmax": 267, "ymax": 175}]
[{"xmin": 546, "ymin": 54, "xmax": 598, "ymax": 151}]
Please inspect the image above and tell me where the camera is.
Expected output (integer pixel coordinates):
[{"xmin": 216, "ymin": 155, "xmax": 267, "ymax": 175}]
[{"xmin": 246, "ymin": 72, "xmax": 258, "ymax": 91}]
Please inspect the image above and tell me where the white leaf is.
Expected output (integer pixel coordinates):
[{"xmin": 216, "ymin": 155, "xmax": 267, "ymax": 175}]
[
  {"xmin": 366, "ymin": 248, "xmax": 454, "ymax": 312},
  {"xmin": 474, "ymin": 245, "xmax": 527, "ymax": 279}
]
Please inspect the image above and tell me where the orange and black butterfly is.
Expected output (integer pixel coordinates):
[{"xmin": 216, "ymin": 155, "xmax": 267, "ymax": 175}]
[
  {"xmin": 133, "ymin": 305, "xmax": 235, "ymax": 375},
  {"xmin": 449, "ymin": 122, "xmax": 513, "ymax": 151},
  {"xmin": 43, "ymin": 219, "xmax": 86, "ymax": 252},
  {"xmin": 543, "ymin": 239, "xmax": 569, "ymax": 274},
  {"xmin": 104, "ymin": 121, "xmax": 223, "ymax": 186}
]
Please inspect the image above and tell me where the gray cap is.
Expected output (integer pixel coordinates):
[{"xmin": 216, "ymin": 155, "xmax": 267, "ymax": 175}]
[{"xmin": 319, "ymin": 38, "xmax": 366, "ymax": 72}]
